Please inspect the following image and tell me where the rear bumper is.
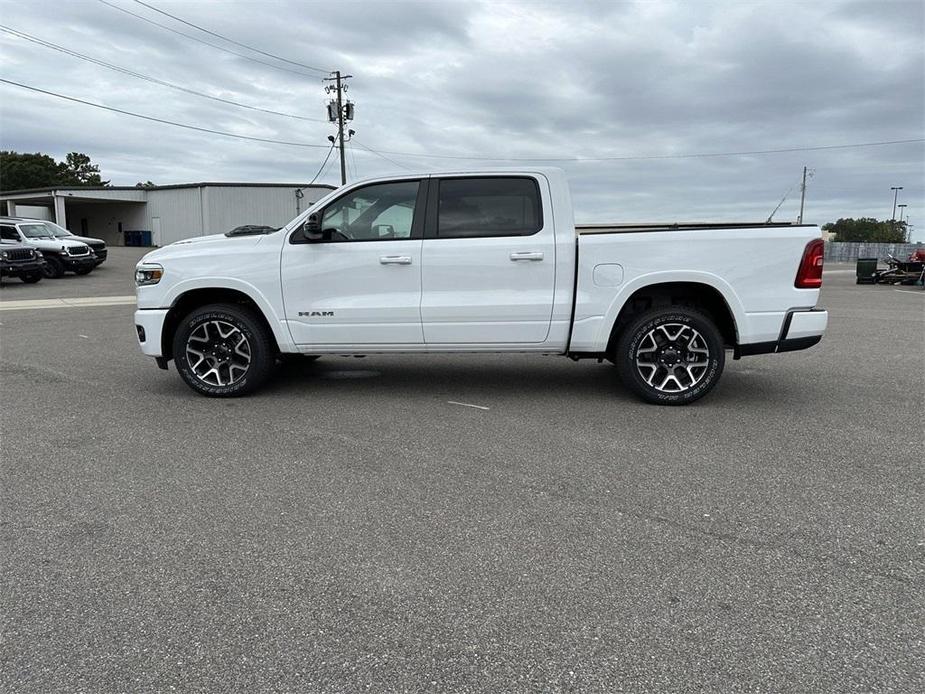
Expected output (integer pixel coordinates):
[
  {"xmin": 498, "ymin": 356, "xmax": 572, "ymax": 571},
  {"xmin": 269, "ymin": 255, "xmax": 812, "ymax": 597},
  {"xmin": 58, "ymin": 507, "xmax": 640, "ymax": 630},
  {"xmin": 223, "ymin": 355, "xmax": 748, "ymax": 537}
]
[
  {"xmin": 134, "ymin": 308, "xmax": 169, "ymax": 357},
  {"xmin": 735, "ymin": 308, "xmax": 828, "ymax": 357}
]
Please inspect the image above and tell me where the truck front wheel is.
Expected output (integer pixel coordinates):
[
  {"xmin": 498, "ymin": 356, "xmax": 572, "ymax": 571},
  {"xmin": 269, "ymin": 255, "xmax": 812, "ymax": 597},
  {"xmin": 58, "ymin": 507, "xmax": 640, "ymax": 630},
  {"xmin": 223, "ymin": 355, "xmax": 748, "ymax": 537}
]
[
  {"xmin": 615, "ymin": 307, "xmax": 725, "ymax": 405},
  {"xmin": 43, "ymin": 256, "xmax": 65, "ymax": 279},
  {"xmin": 172, "ymin": 303, "xmax": 276, "ymax": 397}
]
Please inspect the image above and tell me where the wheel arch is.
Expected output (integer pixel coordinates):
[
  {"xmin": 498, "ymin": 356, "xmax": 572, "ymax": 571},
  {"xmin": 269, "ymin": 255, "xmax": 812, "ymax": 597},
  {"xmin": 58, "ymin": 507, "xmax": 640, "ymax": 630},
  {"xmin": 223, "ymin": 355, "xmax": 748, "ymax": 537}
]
[
  {"xmin": 603, "ymin": 276, "xmax": 742, "ymax": 355},
  {"xmin": 160, "ymin": 286, "xmax": 286, "ymax": 360}
]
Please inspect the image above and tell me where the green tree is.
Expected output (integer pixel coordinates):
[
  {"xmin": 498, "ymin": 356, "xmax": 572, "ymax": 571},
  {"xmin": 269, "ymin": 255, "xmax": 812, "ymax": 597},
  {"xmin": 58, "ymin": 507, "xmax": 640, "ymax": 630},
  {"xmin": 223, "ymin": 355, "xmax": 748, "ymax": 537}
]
[
  {"xmin": 135, "ymin": 180, "xmax": 157, "ymax": 189},
  {"xmin": 0, "ymin": 151, "xmax": 62, "ymax": 191},
  {"xmin": 59, "ymin": 152, "xmax": 108, "ymax": 186},
  {"xmin": 0, "ymin": 150, "xmax": 109, "ymax": 192},
  {"xmin": 822, "ymin": 217, "xmax": 906, "ymax": 243}
]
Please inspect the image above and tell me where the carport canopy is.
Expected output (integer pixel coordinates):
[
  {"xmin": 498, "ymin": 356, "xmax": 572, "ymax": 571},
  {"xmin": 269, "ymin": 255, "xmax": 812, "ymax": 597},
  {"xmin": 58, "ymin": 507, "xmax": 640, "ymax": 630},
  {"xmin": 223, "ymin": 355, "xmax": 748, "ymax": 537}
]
[{"xmin": 1, "ymin": 187, "xmax": 147, "ymax": 228}]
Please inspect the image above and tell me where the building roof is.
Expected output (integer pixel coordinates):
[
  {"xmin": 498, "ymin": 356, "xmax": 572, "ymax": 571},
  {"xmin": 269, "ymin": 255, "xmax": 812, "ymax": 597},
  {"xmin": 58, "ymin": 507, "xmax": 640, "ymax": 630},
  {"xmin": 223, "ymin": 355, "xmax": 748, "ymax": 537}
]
[{"xmin": 0, "ymin": 182, "xmax": 336, "ymax": 197}]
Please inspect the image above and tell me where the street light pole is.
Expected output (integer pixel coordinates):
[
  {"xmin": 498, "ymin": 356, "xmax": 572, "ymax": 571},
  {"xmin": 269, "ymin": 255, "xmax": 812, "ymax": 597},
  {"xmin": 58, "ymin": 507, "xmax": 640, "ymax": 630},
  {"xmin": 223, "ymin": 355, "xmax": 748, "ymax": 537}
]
[
  {"xmin": 890, "ymin": 186, "xmax": 903, "ymax": 221},
  {"xmin": 897, "ymin": 204, "xmax": 909, "ymax": 242}
]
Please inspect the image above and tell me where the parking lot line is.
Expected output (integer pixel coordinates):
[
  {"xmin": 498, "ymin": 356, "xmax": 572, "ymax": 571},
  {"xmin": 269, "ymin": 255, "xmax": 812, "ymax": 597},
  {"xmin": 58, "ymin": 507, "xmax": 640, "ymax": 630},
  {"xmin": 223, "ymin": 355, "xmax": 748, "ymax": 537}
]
[
  {"xmin": 0, "ymin": 295, "xmax": 136, "ymax": 311},
  {"xmin": 448, "ymin": 400, "xmax": 491, "ymax": 410}
]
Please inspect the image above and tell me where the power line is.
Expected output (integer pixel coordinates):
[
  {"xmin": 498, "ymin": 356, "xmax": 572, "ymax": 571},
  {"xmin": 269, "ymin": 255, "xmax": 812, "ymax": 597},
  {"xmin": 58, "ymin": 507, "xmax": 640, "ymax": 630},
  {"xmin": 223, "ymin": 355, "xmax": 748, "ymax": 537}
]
[
  {"xmin": 97, "ymin": 0, "xmax": 320, "ymax": 78},
  {"xmin": 305, "ymin": 142, "xmax": 337, "ymax": 188},
  {"xmin": 0, "ymin": 25, "xmax": 328, "ymax": 123},
  {"xmin": 352, "ymin": 140, "xmax": 413, "ymax": 171},
  {"xmin": 0, "ymin": 78, "xmax": 330, "ymax": 148},
  {"xmin": 348, "ymin": 140, "xmax": 360, "ymax": 180},
  {"xmin": 133, "ymin": 0, "xmax": 331, "ymax": 75},
  {"xmin": 353, "ymin": 138, "xmax": 925, "ymax": 163},
  {"xmin": 317, "ymin": 145, "xmax": 338, "ymax": 182}
]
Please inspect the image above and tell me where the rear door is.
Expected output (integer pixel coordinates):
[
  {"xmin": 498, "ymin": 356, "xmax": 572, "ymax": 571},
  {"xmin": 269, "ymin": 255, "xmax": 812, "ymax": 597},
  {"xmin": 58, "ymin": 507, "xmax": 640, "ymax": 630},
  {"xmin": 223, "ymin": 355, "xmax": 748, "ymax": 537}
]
[
  {"xmin": 281, "ymin": 178, "xmax": 427, "ymax": 346},
  {"xmin": 420, "ymin": 175, "xmax": 556, "ymax": 344}
]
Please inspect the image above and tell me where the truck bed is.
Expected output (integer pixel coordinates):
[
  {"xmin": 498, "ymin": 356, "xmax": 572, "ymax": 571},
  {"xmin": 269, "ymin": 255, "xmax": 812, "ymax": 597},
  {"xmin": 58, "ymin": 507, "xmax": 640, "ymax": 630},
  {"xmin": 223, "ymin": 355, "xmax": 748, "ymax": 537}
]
[{"xmin": 576, "ymin": 222, "xmax": 815, "ymax": 235}]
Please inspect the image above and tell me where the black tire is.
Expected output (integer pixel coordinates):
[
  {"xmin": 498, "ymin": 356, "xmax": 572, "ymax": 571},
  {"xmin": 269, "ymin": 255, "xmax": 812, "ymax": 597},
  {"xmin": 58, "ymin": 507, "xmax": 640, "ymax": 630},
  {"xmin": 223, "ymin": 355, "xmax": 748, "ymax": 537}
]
[
  {"xmin": 43, "ymin": 256, "xmax": 65, "ymax": 278},
  {"xmin": 20, "ymin": 272, "xmax": 42, "ymax": 284},
  {"xmin": 73, "ymin": 266, "xmax": 94, "ymax": 275},
  {"xmin": 172, "ymin": 303, "xmax": 276, "ymax": 397},
  {"xmin": 615, "ymin": 307, "xmax": 725, "ymax": 406}
]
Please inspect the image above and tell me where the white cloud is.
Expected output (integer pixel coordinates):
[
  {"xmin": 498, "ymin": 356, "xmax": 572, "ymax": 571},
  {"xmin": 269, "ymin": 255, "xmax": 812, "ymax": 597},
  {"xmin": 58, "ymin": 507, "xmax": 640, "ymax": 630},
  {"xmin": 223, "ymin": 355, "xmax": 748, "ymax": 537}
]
[{"xmin": 1, "ymin": 0, "xmax": 922, "ymax": 237}]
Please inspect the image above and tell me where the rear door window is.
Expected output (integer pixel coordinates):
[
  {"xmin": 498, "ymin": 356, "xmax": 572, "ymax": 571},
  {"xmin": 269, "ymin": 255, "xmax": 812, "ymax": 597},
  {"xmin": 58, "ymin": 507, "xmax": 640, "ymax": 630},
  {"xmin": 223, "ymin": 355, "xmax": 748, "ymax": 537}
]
[{"xmin": 437, "ymin": 177, "xmax": 542, "ymax": 238}]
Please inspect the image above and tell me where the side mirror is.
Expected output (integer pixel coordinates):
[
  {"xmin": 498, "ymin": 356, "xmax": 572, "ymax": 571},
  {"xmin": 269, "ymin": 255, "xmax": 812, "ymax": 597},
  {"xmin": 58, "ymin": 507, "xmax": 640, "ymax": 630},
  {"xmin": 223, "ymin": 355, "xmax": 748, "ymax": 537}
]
[{"xmin": 302, "ymin": 213, "xmax": 323, "ymax": 241}]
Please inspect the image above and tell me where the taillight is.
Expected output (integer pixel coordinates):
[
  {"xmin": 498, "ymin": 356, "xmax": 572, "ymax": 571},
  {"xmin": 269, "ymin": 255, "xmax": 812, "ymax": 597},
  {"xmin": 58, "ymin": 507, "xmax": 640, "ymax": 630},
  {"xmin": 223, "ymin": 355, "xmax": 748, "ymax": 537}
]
[{"xmin": 795, "ymin": 238, "xmax": 824, "ymax": 288}]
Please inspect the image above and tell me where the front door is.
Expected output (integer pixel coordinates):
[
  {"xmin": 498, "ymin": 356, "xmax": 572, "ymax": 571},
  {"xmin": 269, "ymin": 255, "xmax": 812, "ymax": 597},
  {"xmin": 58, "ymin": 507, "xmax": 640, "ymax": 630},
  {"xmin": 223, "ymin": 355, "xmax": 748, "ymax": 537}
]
[
  {"xmin": 421, "ymin": 176, "xmax": 556, "ymax": 344},
  {"xmin": 281, "ymin": 179, "xmax": 426, "ymax": 347}
]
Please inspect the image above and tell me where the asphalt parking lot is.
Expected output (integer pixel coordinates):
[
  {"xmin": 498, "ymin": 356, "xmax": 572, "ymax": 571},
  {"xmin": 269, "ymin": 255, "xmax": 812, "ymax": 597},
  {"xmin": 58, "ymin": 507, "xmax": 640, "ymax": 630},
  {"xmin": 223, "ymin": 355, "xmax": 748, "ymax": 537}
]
[{"xmin": 1, "ymin": 249, "xmax": 922, "ymax": 693}]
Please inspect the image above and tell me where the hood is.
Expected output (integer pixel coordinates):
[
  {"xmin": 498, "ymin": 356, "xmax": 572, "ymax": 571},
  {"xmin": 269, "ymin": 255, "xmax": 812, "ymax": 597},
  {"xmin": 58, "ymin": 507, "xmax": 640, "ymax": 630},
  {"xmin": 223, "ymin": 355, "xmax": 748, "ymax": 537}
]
[
  {"xmin": 22, "ymin": 237, "xmax": 90, "ymax": 251},
  {"xmin": 140, "ymin": 232, "xmax": 267, "ymax": 264},
  {"xmin": 0, "ymin": 240, "xmax": 34, "ymax": 250},
  {"xmin": 65, "ymin": 234, "xmax": 106, "ymax": 247}
]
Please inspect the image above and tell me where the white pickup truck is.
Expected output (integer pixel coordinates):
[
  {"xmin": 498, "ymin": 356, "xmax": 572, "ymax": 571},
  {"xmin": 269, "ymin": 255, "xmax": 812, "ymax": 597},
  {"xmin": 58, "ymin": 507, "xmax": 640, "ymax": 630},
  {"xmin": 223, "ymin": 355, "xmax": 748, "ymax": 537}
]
[{"xmin": 134, "ymin": 168, "xmax": 827, "ymax": 405}]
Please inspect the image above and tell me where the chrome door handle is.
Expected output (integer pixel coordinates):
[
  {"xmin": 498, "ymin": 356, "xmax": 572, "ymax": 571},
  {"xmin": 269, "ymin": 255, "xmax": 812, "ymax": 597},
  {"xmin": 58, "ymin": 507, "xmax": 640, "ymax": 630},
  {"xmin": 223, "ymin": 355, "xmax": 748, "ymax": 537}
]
[
  {"xmin": 510, "ymin": 251, "xmax": 544, "ymax": 261},
  {"xmin": 380, "ymin": 255, "xmax": 412, "ymax": 265}
]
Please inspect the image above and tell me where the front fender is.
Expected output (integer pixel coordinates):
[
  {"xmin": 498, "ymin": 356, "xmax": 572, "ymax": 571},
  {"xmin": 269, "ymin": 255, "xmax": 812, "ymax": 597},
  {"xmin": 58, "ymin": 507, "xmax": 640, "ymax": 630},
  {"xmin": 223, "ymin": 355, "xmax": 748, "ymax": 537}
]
[{"xmin": 160, "ymin": 277, "xmax": 294, "ymax": 353}]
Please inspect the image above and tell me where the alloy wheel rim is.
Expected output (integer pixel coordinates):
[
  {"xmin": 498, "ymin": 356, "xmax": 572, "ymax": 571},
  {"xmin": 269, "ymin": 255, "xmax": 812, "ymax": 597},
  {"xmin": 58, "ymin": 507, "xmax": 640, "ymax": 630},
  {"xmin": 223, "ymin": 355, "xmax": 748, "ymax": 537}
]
[
  {"xmin": 635, "ymin": 323, "xmax": 710, "ymax": 393},
  {"xmin": 185, "ymin": 320, "xmax": 252, "ymax": 387}
]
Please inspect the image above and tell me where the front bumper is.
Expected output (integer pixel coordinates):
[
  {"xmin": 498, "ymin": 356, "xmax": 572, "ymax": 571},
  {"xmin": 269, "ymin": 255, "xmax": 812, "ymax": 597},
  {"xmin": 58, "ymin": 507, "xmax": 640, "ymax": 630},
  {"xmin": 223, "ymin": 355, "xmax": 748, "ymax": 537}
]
[
  {"xmin": 92, "ymin": 248, "xmax": 107, "ymax": 264},
  {"xmin": 134, "ymin": 308, "xmax": 169, "ymax": 357},
  {"xmin": 736, "ymin": 308, "xmax": 828, "ymax": 357},
  {"xmin": 0, "ymin": 259, "xmax": 46, "ymax": 277},
  {"xmin": 63, "ymin": 254, "xmax": 97, "ymax": 270}
]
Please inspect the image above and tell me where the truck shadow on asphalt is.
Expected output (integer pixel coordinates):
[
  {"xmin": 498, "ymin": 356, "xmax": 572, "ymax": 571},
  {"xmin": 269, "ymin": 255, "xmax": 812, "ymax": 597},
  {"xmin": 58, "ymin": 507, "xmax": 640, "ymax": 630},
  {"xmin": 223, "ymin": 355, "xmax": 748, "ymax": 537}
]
[{"xmin": 250, "ymin": 356, "xmax": 800, "ymax": 407}]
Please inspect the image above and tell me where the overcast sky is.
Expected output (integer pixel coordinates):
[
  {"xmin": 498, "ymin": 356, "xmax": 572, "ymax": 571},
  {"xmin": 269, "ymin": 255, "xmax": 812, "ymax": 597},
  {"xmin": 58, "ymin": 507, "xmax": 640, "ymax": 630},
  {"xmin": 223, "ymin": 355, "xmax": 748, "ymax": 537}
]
[{"xmin": 1, "ymin": 0, "xmax": 923, "ymax": 237}]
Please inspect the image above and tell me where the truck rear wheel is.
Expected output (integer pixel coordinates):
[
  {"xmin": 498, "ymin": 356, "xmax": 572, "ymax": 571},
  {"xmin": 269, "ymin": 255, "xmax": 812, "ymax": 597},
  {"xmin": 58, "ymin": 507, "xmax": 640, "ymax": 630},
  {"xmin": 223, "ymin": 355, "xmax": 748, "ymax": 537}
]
[
  {"xmin": 615, "ymin": 307, "xmax": 724, "ymax": 405},
  {"xmin": 172, "ymin": 303, "xmax": 276, "ymax": 397}
]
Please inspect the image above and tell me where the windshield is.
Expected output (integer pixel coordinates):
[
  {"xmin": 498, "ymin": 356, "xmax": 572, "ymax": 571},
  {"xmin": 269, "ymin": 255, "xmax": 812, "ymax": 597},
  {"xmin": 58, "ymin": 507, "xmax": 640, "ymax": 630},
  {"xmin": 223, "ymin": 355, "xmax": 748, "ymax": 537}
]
[
  {"xmin": 43, "ymin": 221, "xmax": 72, "ymax": 238},
  {"xmin": 19, "ymin": 224, "xmax": 54, "ymax": 239}
]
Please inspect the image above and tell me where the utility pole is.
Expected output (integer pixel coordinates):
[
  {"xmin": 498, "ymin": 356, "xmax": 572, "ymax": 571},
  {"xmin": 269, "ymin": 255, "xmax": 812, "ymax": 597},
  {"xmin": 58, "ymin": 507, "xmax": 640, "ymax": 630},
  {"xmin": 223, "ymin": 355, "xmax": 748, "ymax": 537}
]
[
  {"xmin": 323, "ymin": 71, "xmax": 354, "ymax": 185},
  {"xmin": 798, "ymin": 166, "xmax": 808, "ymax": 224}
]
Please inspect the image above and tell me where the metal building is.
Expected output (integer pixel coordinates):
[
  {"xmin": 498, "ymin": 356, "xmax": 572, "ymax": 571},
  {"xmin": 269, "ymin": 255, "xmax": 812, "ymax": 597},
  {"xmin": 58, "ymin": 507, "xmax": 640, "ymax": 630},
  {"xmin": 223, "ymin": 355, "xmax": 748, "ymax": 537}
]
[{"xmin": 0, "ymin": 182, "xmax": 334, "ymax": 247}]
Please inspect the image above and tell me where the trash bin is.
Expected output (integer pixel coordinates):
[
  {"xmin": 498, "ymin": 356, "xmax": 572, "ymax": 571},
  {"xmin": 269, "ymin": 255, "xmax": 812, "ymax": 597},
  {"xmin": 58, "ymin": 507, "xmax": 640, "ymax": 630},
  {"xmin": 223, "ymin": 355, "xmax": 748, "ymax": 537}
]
[
  {"xmin": 139, "ymin": 230, "xmax": 152, "ymax": 246},
  {"xmin": 856, "ymin": 257, "xmax": 878, "ymax": 284}
]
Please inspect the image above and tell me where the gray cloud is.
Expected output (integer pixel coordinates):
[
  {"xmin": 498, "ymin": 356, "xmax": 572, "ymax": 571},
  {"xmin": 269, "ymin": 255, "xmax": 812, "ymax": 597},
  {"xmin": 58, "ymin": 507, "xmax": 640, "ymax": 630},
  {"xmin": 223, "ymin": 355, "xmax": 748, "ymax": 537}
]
[{"xmin": 0, "ymin": 0, "xmax": 922, "ymax": 237}]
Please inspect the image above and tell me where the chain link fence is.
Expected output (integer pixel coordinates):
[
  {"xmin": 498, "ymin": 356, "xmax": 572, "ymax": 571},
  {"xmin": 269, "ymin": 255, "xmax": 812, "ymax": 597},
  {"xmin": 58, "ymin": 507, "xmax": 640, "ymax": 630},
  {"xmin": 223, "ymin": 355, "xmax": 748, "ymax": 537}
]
[{"xmin": 824, "ymin": 242, "xmax": 924, "ymax": 263}]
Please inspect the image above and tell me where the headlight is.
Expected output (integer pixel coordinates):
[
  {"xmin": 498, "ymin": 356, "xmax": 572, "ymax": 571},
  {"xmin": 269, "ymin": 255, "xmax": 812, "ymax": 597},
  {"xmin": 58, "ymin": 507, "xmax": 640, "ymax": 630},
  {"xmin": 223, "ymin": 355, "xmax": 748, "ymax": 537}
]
[
  {"xmin": 34, "ymin": 250, "xmax": 43, "ymax": 258},
  {"xmin": 0, "ymin": 251, "xmax": 8, "ymax": 260},
  {"xmin": 135, "ymin": 263, "xmax": 164, "ymax": 286}
]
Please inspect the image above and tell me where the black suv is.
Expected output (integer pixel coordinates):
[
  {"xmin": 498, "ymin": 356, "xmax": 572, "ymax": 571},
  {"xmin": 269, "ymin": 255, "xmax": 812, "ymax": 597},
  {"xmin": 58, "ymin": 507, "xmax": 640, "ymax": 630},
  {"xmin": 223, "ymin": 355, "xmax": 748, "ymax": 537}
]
[{"xmin": 0, "ymin": 240, "xmax": 46, "ymax": 283}]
